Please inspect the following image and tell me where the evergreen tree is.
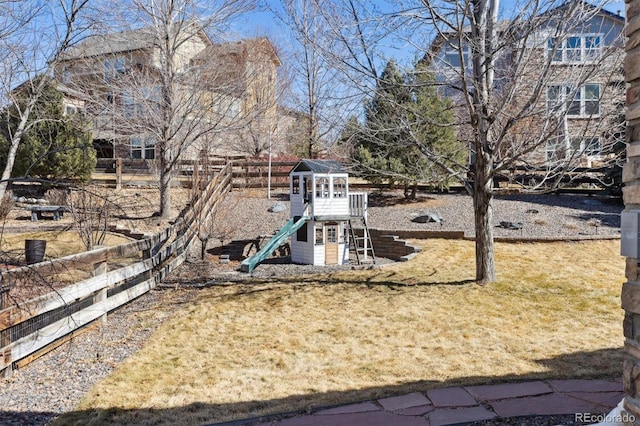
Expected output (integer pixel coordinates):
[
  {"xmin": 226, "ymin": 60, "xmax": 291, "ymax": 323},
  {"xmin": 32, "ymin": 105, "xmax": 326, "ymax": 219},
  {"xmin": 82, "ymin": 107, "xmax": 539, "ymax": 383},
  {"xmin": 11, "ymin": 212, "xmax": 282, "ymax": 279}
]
[
  {"xmin": 0, "ymin": 77, "xmax": 96, "ymax": 183},
  {"xmin": 353, "ymin": 60, "xmax": 462, "ymax": 198}
]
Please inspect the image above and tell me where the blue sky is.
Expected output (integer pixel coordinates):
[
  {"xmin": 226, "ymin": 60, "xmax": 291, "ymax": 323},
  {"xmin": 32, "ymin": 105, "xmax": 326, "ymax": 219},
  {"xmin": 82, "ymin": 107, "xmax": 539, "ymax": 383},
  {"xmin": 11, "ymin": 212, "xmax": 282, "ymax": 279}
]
[{"xmin": 232, "ymin": 0, "xmax": 627, "ymax": 67}]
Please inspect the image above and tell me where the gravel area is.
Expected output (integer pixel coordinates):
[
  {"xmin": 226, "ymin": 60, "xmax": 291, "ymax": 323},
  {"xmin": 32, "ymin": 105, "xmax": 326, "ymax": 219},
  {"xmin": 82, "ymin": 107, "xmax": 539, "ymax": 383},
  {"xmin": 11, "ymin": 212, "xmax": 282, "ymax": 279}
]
[
  {"xmin": 0, "ymin": 188, "xmax": 623, "ymax": 425},
  {"xmin": 469, "ymin": 414, "xmax": 592, "ymax": 425},
  {"xmin": 365, "ymin": 191, "xmax": 622, "ymax": 239},
  {"xmin": 211, "ymin": 189, "xmax": 622, "ymax": 242},
  {"xmin": 216, "ymin": 189, "xmax": 622, "ymax": 242},
  {"xmin": 0, "ymin": 287, "xmax": 199, "ymax": 425}
]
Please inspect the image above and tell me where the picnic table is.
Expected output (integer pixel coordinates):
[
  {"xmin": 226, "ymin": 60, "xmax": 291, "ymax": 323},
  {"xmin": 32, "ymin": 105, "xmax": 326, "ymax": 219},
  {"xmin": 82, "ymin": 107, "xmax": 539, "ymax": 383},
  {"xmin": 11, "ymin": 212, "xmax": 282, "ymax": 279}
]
[{"xmin": 26, "ymin": 205, "xmax": 70, "ymax": 221}]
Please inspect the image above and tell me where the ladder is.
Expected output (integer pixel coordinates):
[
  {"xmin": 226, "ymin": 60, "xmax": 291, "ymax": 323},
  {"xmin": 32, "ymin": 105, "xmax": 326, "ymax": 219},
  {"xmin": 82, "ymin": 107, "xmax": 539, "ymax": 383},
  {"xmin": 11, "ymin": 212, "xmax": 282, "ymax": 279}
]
[{"xmin": 348, "ymin": 217, "xmax": 376, "ymax": 265}]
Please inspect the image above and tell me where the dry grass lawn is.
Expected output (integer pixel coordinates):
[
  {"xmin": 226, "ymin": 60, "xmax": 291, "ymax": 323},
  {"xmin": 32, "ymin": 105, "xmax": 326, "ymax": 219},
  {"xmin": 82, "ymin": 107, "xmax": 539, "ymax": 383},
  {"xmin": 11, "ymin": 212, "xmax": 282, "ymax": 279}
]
[
  {"xmin": 0, "ymin": 231, "xmax": 132, "ymax": 259},
  {"xmin": 57, "ymin": 239, "xmax": 625, "ymax": 425}
]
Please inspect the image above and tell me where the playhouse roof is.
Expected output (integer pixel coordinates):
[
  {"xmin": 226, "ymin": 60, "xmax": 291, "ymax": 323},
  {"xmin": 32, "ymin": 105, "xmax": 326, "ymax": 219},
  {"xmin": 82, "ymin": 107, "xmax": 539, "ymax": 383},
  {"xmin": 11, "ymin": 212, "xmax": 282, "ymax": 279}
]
[{"xmin": 291, "ymin": 159, "xmax": 346, "ymax": 174}]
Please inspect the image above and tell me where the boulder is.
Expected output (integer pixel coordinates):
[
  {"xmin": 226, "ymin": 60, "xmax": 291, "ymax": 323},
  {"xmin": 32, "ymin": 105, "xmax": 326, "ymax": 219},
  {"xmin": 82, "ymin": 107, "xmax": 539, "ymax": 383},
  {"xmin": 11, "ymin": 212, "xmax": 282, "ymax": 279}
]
[
  {"xmin": 268, "ymin": 202, "xmax": 286, "ymax": 213},
  {"xmin": 498, "ymin": 221, "xmax": 524, "ymax": 230},
  {"xmin": 412, "ymin": 212, "xmax": 444, "ymax": 224}
]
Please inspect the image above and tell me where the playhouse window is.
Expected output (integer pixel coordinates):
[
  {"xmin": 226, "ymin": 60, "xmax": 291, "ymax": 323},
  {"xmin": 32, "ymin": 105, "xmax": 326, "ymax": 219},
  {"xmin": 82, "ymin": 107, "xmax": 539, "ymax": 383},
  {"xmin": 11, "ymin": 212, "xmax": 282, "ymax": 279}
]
[
  {"xmin": 315, "ymin": 225, "xmax": 323, "ymax": 244},
  {"xmin": 333, "ymin": 177, "xmax": 346, "ymax": 198},
  {"xmin": 292, "ymin": 176, "xmax": 300, "ymax": 194},
  {"xmin": 326, "ymin": 224, "xmax": 338, "ymax": 243},
  {"xmin": 316, "ymin": 177, "xmax": 329, "ymax": 198},
  {"xmin": 303, "ymin": 177, "xmax": 311, "ymax": 201}
]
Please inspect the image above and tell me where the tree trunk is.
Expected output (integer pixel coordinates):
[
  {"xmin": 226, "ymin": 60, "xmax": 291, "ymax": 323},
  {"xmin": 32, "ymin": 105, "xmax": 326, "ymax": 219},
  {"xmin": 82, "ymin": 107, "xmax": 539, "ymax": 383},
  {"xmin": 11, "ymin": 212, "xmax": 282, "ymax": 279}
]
[
  {"xmin": 0, "ymin": 98, "xmax": 38, "ymax": 202},
  {"xmin": 472, "ymin": 155, "xmax": 496, "ymax": 285},
  {"xmin": 159, "ymin": 155, "xmax": 172, "ymax": 218},
  {"xmin": 0, "ymin": 134, "xmax": 22, "ymax": 202}
]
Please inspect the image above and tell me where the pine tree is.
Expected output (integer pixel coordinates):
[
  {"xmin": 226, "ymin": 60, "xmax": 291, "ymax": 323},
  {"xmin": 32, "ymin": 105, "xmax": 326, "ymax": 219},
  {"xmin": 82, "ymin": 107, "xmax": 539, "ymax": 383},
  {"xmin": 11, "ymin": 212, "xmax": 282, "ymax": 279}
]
[
  {"xmin": 0, "ymin": 77, "xmax": 96, "ymax": 183},
  {"xmin": 353, "ymin": 60, "xmax": 462, "ymax": 198}
]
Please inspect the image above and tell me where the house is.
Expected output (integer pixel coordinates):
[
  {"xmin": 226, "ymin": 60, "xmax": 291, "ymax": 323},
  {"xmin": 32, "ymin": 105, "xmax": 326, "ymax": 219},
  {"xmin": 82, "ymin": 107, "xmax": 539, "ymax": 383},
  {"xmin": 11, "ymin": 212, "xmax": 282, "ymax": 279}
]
[
  {"xmin": 54, "ymin": 22, "xmax": 283, "ymax": 161},
  {"xmin": 426, "ymin": 1, "xmax": 625, "ymax": 172}
]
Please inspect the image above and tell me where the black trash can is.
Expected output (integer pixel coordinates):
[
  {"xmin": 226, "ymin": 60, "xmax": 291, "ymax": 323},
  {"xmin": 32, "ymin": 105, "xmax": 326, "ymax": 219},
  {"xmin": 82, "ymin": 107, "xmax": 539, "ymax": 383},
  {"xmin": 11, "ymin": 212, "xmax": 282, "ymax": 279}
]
[{"xmin": 25, "ymin": 239, "xmax": 46, "ymax": 265}]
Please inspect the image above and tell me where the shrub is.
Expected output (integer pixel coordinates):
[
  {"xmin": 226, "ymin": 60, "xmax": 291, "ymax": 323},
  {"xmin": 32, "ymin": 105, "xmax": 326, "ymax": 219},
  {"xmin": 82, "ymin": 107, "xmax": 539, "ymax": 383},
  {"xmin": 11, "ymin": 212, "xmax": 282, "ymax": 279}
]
[{"xmin": 0, "ymin": 191, "xmax": 15, "ymax": 221}]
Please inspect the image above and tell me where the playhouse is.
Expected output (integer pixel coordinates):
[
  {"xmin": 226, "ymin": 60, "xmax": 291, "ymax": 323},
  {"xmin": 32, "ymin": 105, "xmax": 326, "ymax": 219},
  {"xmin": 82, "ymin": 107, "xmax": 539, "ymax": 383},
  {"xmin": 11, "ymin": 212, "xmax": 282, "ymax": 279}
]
[
  {"xmin": 288, "ymin": 159, "xmax": 372, "ymax": 266},
  {"xmin": 240, "ymin": 159, "xmax": 374, "ymax": 273}
]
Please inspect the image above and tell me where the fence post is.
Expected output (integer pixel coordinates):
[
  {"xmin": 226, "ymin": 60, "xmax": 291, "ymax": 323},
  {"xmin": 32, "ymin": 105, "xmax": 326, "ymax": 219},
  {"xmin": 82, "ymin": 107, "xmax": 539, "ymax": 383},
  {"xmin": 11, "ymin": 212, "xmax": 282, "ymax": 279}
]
[
  {"xmin": 93, "ymin": 251, "xmax": 108, "ymax": 324},
  {"xmin": 0, "ymin": 277, "xmax": 12, "ymax": 378},
  {"xmin": 175, "ymin": 217, "xmax": 186, "ymax": 256},
  {"xmin": 115, "ymin": 158, "xmax": 122, "ymax": 190},
  {"xmin": 193, "ymin": 159, "xmax": 200, "ymax": 191},
  {"xmin": 0, "ymin": 278, "xmax": 7, "ymax": 311}
]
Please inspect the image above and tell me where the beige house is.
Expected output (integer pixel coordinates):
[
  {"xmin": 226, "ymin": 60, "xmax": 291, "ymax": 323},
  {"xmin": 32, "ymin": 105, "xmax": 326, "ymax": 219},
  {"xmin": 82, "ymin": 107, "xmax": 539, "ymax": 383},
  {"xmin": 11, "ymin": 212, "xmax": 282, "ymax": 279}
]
[{"xmin": 55, "ymin": 22, "xmax": 284, "ymax": 161}]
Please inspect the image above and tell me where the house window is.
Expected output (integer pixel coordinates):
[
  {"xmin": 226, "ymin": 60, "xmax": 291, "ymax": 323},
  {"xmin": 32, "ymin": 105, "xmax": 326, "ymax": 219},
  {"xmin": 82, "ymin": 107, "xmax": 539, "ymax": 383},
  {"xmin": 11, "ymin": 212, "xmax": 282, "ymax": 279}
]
[
  {"xmin": 123, "ymin": 86, "xmax": 162, "ymax": 116},
  {"xmin": 104, "ymin": 56, "xmax": 126, "ymax": 82},
  {"xmin": 315, "ymin": 225, "xmax": 323, "ymax": 244},
  {"xmin": 546, "ymin": 137, "xmax": 565, "ymax": 162},
  {"xmin": 585, "ymin": 35, "xmax": 602, "ymax": 61},
  {"xmin": 214, "ymin": 94, "xmax": 241, "ymax": 118},
  {"xmin": 570, "ymin": 137, "xmax": 601, "ymax": 156},
  {"xmin": 547, "ymin": 34, "xmax": 602, "ymax": 63},
  {"xmin": 123, "ymin": 91, "xmax": 136, "ymax": 116},
  {"xmin": 583, "ymin": 84, "xmax": 600, "ymax": 115},
  {"xmin": 546, "ymin": 136, "xmax": 601, "ymax": 162},
  {"xmin": 292, "ymin": 176, "xmax": 300, "ymax": 194},
  {"xmin": 443, "ymin": 44, "xmax": 471, "ymax": 68},
  {"xmin": 546, "ymin": 84, "xmax": 600, "ymax": 117},
  {"xmin": 333, "ymin": 177, "xmax": 346, "ymax": 198},
  {"xmin": 62, "ymin": 66, "xmax": 71, "ymax": 84},
  {"xmin": 315, "ymin": 177, "xmax": 329, "ymax": 198},
  {"xmin": 131, "ymin": 136, "xmax": 156, "ymax": 159}
]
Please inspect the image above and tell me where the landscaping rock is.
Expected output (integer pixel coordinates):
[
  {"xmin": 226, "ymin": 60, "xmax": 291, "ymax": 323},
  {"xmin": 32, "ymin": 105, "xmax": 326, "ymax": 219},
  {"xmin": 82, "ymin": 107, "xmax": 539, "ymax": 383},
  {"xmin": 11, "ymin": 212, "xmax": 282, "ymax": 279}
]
[
  {"xmin": 268, "ymin": 202, "xmax": 286, "ymax": 213},
  {"xmin": 498, "ymin": 221, "xmax": 524, "ymax": 230},
  {"xmin": 412, "ymin": 212, "xmax": 444, "ymax": 224}
]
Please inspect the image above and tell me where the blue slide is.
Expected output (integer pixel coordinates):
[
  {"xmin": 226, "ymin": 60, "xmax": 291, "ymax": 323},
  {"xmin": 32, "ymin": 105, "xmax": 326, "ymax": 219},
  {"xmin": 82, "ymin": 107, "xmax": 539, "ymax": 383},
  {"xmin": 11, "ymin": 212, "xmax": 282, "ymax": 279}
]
[{"xmin": 240, "ymin": 216, "xmax": 310, "ymax": 273}]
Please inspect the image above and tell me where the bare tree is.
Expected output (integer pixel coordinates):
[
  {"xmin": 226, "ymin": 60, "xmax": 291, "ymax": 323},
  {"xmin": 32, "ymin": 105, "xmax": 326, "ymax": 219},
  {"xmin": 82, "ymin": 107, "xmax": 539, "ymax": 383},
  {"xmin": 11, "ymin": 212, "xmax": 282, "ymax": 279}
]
[
  {"xmin": 318, "ymin": 0, "xmax": 624, "ymax": 283},
  {"xmin": 271, "ymin": 0, "xmax": 354, "ymax": 158},
  {"xmin": 0, "ymin": 0, "xmax": 94, "ymax": 202},
  {"xmin": 68, "ymin": 187, "xmax": 110, "ymax": 251},
  {"xmin": 206, "ymin": 197, "xmax": 238, "ymax": 256}
]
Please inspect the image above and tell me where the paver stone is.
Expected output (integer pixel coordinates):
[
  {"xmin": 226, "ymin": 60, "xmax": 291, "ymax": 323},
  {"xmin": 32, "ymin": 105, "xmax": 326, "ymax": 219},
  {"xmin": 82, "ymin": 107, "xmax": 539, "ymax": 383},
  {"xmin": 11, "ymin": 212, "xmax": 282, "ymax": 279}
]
[
  {"xmin": 378, "ymin": 393, "xmax": 431, "ymax": 411},
  {"xmin": 465, "ymin": 381, "xmax": 552, "ymax": 401},
  {"xmin": 427, "ymin": 387, "xmax": 478, "ymax": 407},
  {"xmin": 548, "ymin": 379, "xmax": 623, "ymax": 393},
  {"xmin": 489, "ymin": 393, "xmax": 601, "ymax": 417},
  {"xmin": 277, "ymin": 411, "xmax": 429, "ymax": 426},
  {"xmin": 395, "ymin": 405, "xmax": 435, "ymax": 416},
  {"xmin": 566, "ymin": 392, "xmax": 625, "ymax": 410},
  {"xmin": 315, "ymin": 402, "xmax": 380, "ymax": 415}
]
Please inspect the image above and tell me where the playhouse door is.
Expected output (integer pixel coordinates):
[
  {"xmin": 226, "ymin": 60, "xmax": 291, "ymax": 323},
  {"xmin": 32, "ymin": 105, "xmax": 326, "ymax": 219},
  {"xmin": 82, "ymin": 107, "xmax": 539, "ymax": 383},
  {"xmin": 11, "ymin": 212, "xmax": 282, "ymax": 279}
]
[{"xmin": 325, "ymin": 223, "xmax": 338, "ymax": 264}]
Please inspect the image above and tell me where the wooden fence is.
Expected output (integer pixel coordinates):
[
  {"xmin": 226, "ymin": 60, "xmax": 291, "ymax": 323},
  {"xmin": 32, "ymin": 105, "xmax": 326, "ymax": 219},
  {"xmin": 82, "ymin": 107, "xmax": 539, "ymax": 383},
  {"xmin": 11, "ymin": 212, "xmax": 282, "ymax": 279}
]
[
  {"xmin": 0, "ymin": 162, "xmax": 233, "ymax": 377},
  {"xmin": 92, "ymin": 157, "xmax": 299, "ymax": 191}
]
